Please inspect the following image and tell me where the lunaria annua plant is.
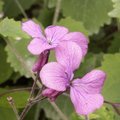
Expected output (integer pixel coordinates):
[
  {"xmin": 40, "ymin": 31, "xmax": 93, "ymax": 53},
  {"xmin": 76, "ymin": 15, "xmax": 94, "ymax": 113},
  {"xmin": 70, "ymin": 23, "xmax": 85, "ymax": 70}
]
[{"xmin": 21, "ymin": 20, "xmax": 106, "ymax": 117}]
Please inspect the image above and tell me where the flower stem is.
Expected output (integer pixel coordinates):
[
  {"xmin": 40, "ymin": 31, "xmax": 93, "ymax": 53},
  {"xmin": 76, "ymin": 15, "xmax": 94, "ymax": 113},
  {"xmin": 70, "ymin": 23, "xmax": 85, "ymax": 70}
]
[
  {"xmin": 50, "ymin": 101, "xmax": 68, "ymax": 120},
  {"xmin": 19, "ymin": 73, "xmax": 39, "ymax": 120},
  {"xmin": 52, "ymin": 0, "xmax": 62, "ymax": 25},
  {"xmin": 14, "ymin": 0, "xmax": 28, "ymax": 19},
  {"xmin": 29, "ymin": 73, "xmax": 39, "ymax": 99},
  {"xmin": 7, "ymin": 97, "xmax": 20, "ymax": 120},
  {"xmin": 0, "ymin": 87, "xmax": 40, "ymax": 97},
  {"xmin": 19, "ymin": 102, "xmax": 32, "ymax": 120},
  {"xmin": 20, "ymin": 97, "xmax": 46, "ymax": 120},
  {"xmin": 85, "ymin": 115, "xmax": 89, "ymax": 120}
]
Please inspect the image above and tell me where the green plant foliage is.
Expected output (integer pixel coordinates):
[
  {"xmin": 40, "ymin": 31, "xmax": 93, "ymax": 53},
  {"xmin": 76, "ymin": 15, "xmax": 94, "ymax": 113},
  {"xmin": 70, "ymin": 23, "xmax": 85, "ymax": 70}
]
[
  {"xmin": 57, "ymin": 17, "xmax": 88, "ymax": 36},
  {"xmin": 0, "ymin": 0, "xmax": 120, "ymax": 119},
  {"xmin": 0, "ymin": 44, "xmax": 13, "ymax": 84},
  {"xmin": 0, "ymin": 88, "xmax": 29, "ymax": 108},
  {"xmin": 61, "ymin": 0, "xmax": 113, "ymax": 34},
  {"xmin": 5, "ymin": 38, "xmax": 35, "ymax": 78},
  {"xmin": 3, "ymin": 0, "xmax": 36, "ymax": 17},
  {"xmin": 99, "ymin": 53, "xmax": 120, "ymax": 102},
  {"xmin": 75, "ymin": 53, "xmax": 103, "ymax": 77},
  {"xmin": 108, "ymin": 0, "xmax": 120, "ymax": 19},
  {"xmin": 38, "ymin": 8, "xmax": 54, "ymax": 27},
  {"xmin": 108, "ymin": 33, "xmax": 120, "ymax": 53},
  {"xmin": 71, "ymin": 106, "xmax": 115, "ymax": 120},
  {"xmin": 40, "ymin": 95, "xmax": 73, "ymax": 120},
  {"xmin": 0, "ymin": 108, "xmax": 16, "ymax": 120},
  {"xmin": 0, "ymin": 0, "xmax": 4, "ymax": 12},
  {"xmin": 0, "ymin": 18, "xmax": 29, "ymax": 39},
  {"xmin": 25, "ymin": 104, "xmax": 41, "ymax": 120},
  {"xmin": 47, "ymin": 0, "xmax": 56, "ymax": 8}
]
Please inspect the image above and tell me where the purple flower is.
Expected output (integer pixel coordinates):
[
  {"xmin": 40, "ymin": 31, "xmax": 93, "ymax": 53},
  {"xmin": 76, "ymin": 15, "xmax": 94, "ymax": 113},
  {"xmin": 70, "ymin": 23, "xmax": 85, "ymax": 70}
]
[
  {"xmin": 22, "ymin": 20, "xmax": 88, "ymax": 57},
  {"xmin": 39, "ymin": 42, "xmax": 106, "ymax": 115},
  {"xmin": 32, "ymin": 51, "xmax": 49, "ymax": 72},
  {"xmin": 42, "ymin": 88, "xmax": 61, "ymax": 101}
]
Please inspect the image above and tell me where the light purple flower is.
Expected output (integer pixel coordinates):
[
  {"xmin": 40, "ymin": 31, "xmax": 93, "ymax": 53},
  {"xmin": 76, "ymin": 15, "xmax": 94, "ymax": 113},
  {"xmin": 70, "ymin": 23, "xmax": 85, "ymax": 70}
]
[
  {"xmin": 40, "ymin": 42, "xmax": 106, "ymax": 115},
  {"xmin": 42, "ymin": 88, "xmax": 61, "ymax": 101},
  {"xmin": 22, "ymin": 20, "xmax": 88, "ymax": 57},
  {"xmin": 40, "ymin": 63, "xmax": 106, "ymax": 115},
  {"xmin": 32, "ymin": 51, "xmax": 49, "ymax": 72}
]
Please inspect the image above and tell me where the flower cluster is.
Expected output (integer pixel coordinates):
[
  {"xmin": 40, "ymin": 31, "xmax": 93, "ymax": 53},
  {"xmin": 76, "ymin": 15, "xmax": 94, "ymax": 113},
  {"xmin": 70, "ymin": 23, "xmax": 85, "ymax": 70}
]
[{"xmin": 22, "ymin": 20, "xmax": 106, "ymax": 115}]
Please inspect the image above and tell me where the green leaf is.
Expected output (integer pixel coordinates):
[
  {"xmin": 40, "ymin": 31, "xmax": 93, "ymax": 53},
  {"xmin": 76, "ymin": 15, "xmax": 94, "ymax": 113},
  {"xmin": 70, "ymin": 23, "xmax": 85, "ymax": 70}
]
[
  {"xmin": 61, "ymin": 0, "xmax": 113, "ymax": 34},
  {"xmin": 25, "ymin": 104, "xmax": 41, "ymax": 120},
  {"xmin": 0, "ymin": 108, "xmax": 16, "ymax": 120},
  {"xmin": 40, "ymin": 95, "xmax": 73, "ymax": 120},
  {"xmin": 71, "ymin": 106, "xmax": 115, "ymax": 120},
  {"xmin": 0, "ymin": 44, "xmax": 13, "ymax": 84},
  {"xmin": 38, "ymin": 8, "xmax": 54, "ymax": 27},
  {"xmin": 5, "ymin": 38, "xmax": 35, "ymax": 78},
  {"xmin": 57, "ymin": 17, "xmax": 88, "ymax": 36},
  {"xmin": 108, "ymin": 0, "xmax": 120, "ymax": 19},
  {"xmin": 0, "ymin": 18, "xmax": 29, "ymax": 39},
  {"xmin": 75, "ymin": 53, "xmax": 103, "ymax": 78},
  {"xmin": 47, "ymin": 0, "xmax": 57, "ymax": 8},
  {"xmin": 94, "ymin": 106, "xmax": 115, "ymax": 120},
  {"xmin": 0, "ymin": 88, "xmax": 29, "ymax": 108},
  {"xmin": 3, "ymin": 0, "xmax": 35, "ymax": 17},
  {"xmin": 0, "ymin": 0, "xmax": 4, "ymax": 12},
  {"xmin": 108, "ymin": 33, "xmax": 120, "ymax": 53},
  {"xmin": 99, "ymin": 53, "xmax": 120, "ymax": 102}
]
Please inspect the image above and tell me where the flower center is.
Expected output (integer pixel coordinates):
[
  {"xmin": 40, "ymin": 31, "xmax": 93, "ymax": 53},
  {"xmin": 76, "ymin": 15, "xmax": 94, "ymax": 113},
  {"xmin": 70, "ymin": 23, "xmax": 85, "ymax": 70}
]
[{"xmin": 47, "ymin": 38, "xmax": 52, "ymax": 45}]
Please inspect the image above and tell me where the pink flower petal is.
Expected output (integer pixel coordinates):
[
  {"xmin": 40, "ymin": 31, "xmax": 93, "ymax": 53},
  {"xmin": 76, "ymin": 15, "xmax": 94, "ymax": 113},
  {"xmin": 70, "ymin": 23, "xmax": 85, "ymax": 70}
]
[
  {"xmin": 40, "ymin": 62, "xmax": 69, "ymax": 91},
  {"xmin": 22, "ymin": 20, "xmax": 44, "ymax": 38},
  {"xmin": 55, "ymin": 41, "xmax": 83, "ymax": 72},
  {"xmin": 72, "ymin": 70, "xmax": 106, "ymax": 94},
  {"xmin": 28, "ymin": 38, "xmax": 56, "ymax": 55},
  {"xmin": 45, "ymin": 26, "xmax": 68, "ymax": 44},
  {"xmin": 42, "ymin": 88, "xmax": 61, "ymax": 101},
  {"xmin": 70, "ymin": 87, "xmax": 104, "ymax": 115},
  {"xmin": 32, "ymin": 51, "xmax": 49, "ymax": 72},
  {"xmin": 63, "ymin": 32, "xmax": 88, "ymax": 57}
]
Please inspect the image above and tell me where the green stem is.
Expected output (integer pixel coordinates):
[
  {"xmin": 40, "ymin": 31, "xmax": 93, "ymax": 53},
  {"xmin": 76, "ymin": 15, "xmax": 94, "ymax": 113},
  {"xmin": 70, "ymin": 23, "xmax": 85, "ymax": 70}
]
[
  {"xmin": 0, "ymin": 87, "xmax": 39, "ymax": 97},
  {"xmin": 85, "ymin": 115, "xmax": 89, "ymax": 120},
  {"xmin": 7, "ymin": 97, "xmax": 20, "ymax": 120},
  {"xmin": 14, "ymin": 0, "xmax": 28, "ymax": 19},
  {"xmin": 52, "ymin": 0, "xmax": 62, "ymax": 25},
  {"xmin": 49, "ymin": 101, "xmax": 68, "ymax": 120}
]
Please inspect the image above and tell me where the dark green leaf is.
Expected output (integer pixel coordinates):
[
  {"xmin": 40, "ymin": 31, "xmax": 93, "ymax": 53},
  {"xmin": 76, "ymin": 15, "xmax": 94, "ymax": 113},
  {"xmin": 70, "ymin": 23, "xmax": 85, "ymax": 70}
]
[
  {"xmin": 0, "ymin": 44, "xmax": 13, "ymax": 84},
  {"xmin": 61, "ymin": 0, "xmax": 113, "ymax": 34},
  {"xmin": 57, "ymin": 17, "xmax": 88, "ymax": 36},
  {"xmin": 99, "ymin": 53, "xmax": 120, "ymax": 102},
  {"xmin": 0, "ymin": 88, "xmax": 29, "ymax": 108},
  {"xmin": 0, "ymin": 18, "xmax": 29, "ymax": 39},
  {"xmin": 3, "ymin": 0, "xmax": 36, "ymax": 17},
  {"xmin": 40, "ymin": 95, "xmax": 73, "ymax": 120},
  {"xmin": 108, "ymin": 33, "xmax": 120, "ymax": 53},
  {"xmin": 75, "ymin": 53, "xmax": 103, "ymax": 78},
  {"xmin": 5, "ymin": 38, "xmax": 35, "ymax": 78}
]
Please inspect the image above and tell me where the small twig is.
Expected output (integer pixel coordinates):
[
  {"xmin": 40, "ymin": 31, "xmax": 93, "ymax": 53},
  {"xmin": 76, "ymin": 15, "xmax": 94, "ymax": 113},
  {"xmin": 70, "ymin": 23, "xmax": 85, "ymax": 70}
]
[
  {"xmin": 20, "ymin": 102, "xmax": 32, "ymax": 120},
  {"xmin": 49, "ymin": 101, "xmax": 68, "ymax": 120},
  {"xmin": 19, "ymin": 74, "xmax": 39, "ymax": 120},
  {"xmin": 20, "ymin": 97, "xmax": 46, "ymax": 120},
  {"xmin": 52, "ymin": 0, "xmax": 62, "ymax": 25},
  {"xmin": 0, "ymin": 87, "xmax": 39, "ymax": 97},
  {"xmin": 7, "ymin": 96, "xmax": 20, "ymax": 120},
  {"xmin": 104, "ymin": 100, "xmax": 120, "ymax": 115},
  {"xmin": 85, "ymin": 115, "xmax": 89, "ymax": 120},
  {"xmin": 29, "ymin": 73, "xmax": 39, "ymax": 99},
  {"xmin": 14, "ymin": 0, "xmax": 28, "ymax": 19}
]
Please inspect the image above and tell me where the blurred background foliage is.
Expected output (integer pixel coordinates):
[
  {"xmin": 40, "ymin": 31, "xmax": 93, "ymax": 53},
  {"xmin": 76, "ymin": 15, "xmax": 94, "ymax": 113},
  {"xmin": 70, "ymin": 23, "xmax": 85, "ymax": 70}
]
[{"xmin": 0, "ymin": 0, "xmax": 120, "ymax": 119}]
